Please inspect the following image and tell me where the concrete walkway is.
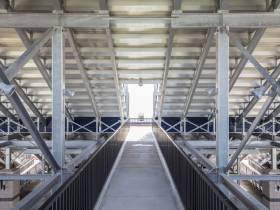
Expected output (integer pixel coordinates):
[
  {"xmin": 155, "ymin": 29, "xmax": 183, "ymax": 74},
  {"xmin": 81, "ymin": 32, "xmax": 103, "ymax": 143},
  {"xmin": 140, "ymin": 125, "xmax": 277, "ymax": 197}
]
[{"xmin": 97, "ymin": 126, "xmax": 181, "ymax": 210}]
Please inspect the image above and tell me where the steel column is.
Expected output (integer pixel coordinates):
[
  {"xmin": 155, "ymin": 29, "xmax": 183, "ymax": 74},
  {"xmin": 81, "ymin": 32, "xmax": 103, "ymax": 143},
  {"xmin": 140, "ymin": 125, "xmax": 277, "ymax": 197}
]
[
  {"xmin": 52, "ymin": 26, "xmax": 65, "ymax": 168},
  {"xmin": 5, "ymin": 147, "xmax": 11, "ymax": 169},
  {"xmin": 216, "ymin": 27, "xmax": 229, "ymax": 173},
  {"xmin": 15, "ymin": 29, "xmax": 73, "ymax": 120}
]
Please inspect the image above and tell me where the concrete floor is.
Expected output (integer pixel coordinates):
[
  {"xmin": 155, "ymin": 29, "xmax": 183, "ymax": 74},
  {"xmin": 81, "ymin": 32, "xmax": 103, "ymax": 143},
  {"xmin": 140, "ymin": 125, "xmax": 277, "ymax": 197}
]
[{"xmin": 97, "ymin": 126, "xmax": 181, "ymax": 210}]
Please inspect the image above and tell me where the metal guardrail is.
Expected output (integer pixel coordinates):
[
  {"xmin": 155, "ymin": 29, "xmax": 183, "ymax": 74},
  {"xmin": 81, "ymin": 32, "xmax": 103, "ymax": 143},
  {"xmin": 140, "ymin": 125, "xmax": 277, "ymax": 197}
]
[
  {"xmin": 152, "ymin": 122, "xmax": 238, "ymax": 210},
  {"xmin": 37, "ymin": 122, "xmax": 130, "ymax": 210},
  {"xmin": 129, "ymin": 118, "xmax": 152, "ymax": 125}
]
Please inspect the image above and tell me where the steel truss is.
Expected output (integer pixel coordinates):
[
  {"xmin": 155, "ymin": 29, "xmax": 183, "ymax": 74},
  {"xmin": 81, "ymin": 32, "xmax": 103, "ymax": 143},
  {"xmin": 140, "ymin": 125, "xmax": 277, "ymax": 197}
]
[{"xmin": 0, "ymin": 0, "xmax": 279, "ymax": 209}]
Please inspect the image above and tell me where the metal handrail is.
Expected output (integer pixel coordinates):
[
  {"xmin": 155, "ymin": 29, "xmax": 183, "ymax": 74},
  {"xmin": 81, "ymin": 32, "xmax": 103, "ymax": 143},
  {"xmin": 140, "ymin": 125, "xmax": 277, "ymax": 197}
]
[
  {"xmin": 153, "ymin": 120, "xmax": 268, "ymax": 210},
  {"xmin": 153, "ymin": 121, "xmax": 238, "ymax": 210},
  {"xmin": 37, "ymin": 120, "xmax": 130, "ymax": 210}
]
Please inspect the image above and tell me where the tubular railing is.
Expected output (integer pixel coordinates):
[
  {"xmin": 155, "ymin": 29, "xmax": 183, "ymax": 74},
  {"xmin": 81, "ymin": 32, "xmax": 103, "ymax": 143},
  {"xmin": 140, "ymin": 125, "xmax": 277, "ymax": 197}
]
[
  {"xmin": 152, "ymin": 122, "xmax": 238, "ymax": 210},
  {"xmin": 38, "ymin": 122, "xmax": 130, "ymax": 210},
  {"xmin": 129, "ymin": 118, "xmax": 152, "ymax": 125}
]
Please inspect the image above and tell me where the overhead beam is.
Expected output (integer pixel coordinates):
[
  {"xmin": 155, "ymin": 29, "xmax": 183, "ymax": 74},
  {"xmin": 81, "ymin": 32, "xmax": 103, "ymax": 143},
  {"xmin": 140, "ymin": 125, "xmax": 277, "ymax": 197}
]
[
  {"xmin": 182, "ymin": 29, "xmax": 215, "ymax": 117},
  {"xmin": 106, "ymin": 28, "xmax": 124, "ymax": 120},
  {"xmin": 0, "ymin": 13, "xmax": 109, "ymax": 28},
  {"xmin": 172, "ymin": 12, "xmax": 280, "ymax": 28},
  {"xmin": 0, "ymin": 12, "xmax": 280, "ymax": 28},
  {"xmin": 65, "ymin": 29, "xmax": 100, "ymax": 118},
  {"xmin": 16, "ymin": 29, "xmax": 73, "ymax": 120}
]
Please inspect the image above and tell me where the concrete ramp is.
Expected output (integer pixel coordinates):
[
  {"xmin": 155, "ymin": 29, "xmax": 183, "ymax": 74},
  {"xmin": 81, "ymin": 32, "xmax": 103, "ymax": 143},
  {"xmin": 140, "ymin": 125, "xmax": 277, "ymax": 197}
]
[{"xmin": 97, "ymin": 126, "xmax": 182, "ymax": 210}]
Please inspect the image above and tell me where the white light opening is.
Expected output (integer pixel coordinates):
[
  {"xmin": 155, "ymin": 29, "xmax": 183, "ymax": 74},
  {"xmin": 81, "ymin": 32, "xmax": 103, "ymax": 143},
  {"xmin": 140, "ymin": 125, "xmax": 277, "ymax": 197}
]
[{"xmin": 128, "ymin": 84, "xmax": 154, "ymax": 118}]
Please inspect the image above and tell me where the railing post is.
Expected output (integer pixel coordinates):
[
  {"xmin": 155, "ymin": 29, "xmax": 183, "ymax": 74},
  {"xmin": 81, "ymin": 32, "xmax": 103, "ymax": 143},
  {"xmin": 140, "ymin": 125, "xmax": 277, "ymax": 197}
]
[
  {"xmin": 7, "ymin": 117, "xmax": 10, "ymax": 135},
  {"xmin": 5, "ymin": 147, "xmax": 11, "ymax": 169},
  {"xmin": 96, "ymin": 117, "xmax": 99, "ymax": 140},
  {"xmin": 183, "ymin": 117, "xmax": 186, "ymax": 134},
  {"xmin": 272, "ymin": 117, "xmax": 277, "ymax": 169},
  {"xmin": 37, "ymin": 117, "xmax": 40, "ymax": 132}
]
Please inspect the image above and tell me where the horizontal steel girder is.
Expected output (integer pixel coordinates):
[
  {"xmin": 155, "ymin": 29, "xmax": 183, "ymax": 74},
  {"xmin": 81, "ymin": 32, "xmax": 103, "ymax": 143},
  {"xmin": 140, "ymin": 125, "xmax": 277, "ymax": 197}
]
[{"xmin": 0, "ymin": 12, "xmax": 280, "ymax": 28}]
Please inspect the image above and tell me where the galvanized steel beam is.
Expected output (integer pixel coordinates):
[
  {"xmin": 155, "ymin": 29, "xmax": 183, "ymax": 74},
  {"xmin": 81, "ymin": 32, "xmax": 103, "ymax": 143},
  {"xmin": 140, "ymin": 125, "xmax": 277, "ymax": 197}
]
[
  {"xmin": 52, "ymin": 26, "xmax": 65, "ymax": 168},
  {"xmin": 229, "ymin": 29, "xmax": 266, "ymax": 91},
  {"xmin": 158, "ymin": 28, "xmax": 174, "ymax": 117},
  {"xmin": 16, "ymin": 29, "xmax": 73, "ymax": 120},
  {"xmin": 234, "ymin": 37, "xmax": 280, "ymax": 96},
  {"xmin": 0, "ymin": 12, "xmax": 280, "ymax": 28},
  {"xmin": 0, "ymin": 70, "xmax": 60, "ymax": 172},
  {"xmin": 182, "ymin": 29, "xmax": 215, "ymax": 117},
  {"xmin": 12, "ymin": 175, "xmax": 60, "ymax": 210},
  {"xmin": 236, "ymin": 64, "xmax": 280, "ymax": 123},
  {"xmin": 226, "ymin": 89, "xmax": 277, "ymax": 172},
  {"xmin": 0, "ymin": 61, "xmax": 46, "ymax": 124},
  {"xmin": 66, "ymin": 29, "xmax": 100, "ymax": 118},
  {"xmin": 0, "ymin": 102, "xmax": 17, "ymax": 121},
  {"xmin": 106, "ymin": 28, "xmax": 124, "ymax": 120},
  {"xmin": 216, "ymin": 27, "xmax": 229, "ymax": 173},
  {"xmin": 5, "ymin": 28, "xmax": 54, "ymax": 81}
]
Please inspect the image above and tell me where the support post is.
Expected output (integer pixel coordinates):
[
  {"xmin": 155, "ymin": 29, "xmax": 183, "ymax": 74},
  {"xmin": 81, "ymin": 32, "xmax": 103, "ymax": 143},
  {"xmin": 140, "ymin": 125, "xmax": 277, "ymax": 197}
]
[
  {"xmin": 183, "ymin": 117, "xmax": 186, "ymax": 134},
  {"xmin": 52, "ymin": 26, "xmax": 65, "ymax": 168},
  {"xmin": 5, "ymin": 147, "xmax": 11, "ymax": 169},
  {"xmin": 7, "ymin": 117, "xmax": 10, "ymax": 134},
  {"xmin": 216, "ymin": 27, "xmax": 229, "ymax": 174},
  {"xmin": 96, "ymin": 117, "xmax": 99, "ymax": 140}
]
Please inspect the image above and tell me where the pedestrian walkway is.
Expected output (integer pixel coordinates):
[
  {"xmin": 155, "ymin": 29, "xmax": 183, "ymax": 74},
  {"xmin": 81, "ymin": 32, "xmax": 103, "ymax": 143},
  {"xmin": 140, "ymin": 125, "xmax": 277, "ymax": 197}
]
[{"xmin": 97, "ymin": 126, "xmax": 181, "ymax": 210}]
